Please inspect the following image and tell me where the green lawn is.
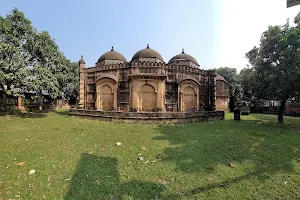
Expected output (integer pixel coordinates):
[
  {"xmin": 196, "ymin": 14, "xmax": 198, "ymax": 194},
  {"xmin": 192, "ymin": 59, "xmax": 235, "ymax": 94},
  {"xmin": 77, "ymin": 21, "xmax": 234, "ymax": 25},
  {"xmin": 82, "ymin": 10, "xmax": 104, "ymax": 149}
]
[{"xmin": 0, "ymin": 112, "xmax": 300, "ymax": 199}]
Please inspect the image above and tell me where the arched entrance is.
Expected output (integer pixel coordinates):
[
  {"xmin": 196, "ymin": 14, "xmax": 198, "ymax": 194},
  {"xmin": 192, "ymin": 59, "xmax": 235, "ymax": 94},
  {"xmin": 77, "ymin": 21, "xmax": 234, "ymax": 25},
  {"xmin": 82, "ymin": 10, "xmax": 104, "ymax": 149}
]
[
  {"xmin": 182, "ymin": 86, "xmax": 196, "ymax": 112},
  {"xmin": 99, "ymin": 85, "xmax": 113, "ymax": 111},
  {"xmin": 95, "ymin": 76, "xmax": 117, "ymax": 111},
  {"xmin": 141, "ymin": 84, "xmax": 156, "ymax": 111}
]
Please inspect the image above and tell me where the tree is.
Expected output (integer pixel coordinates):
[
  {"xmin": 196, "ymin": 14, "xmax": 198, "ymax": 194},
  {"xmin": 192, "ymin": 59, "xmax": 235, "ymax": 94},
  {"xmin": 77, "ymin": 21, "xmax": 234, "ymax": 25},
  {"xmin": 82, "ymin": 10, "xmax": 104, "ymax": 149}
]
[
  {"xmin": 26, "ymin": 30, "xmax": 67, "ymax": 101},
  {"xmin": 62, "ymin": 62, "xmax": 79, "ymax": 102},
  {"xmin": 27, "ymin": 30, "xmax": 79, "ymax": 101},
  {"xmin": 0, "ymin": 9, "xmax": 78, "ymax": 108},
  {"xmin": 0, "ymin": 9, "xmax": 32, "ymax": 97},
  {"xmin": 215, "ymin": 67, "xmax": 242, "ymax": 111},
  {"xmin": 239, "ymin": 67, "xmax": 256, "ymax": 100},
  {"xmin": 246, "ymin": 20, "xmax": 300, "ymax": 123}
]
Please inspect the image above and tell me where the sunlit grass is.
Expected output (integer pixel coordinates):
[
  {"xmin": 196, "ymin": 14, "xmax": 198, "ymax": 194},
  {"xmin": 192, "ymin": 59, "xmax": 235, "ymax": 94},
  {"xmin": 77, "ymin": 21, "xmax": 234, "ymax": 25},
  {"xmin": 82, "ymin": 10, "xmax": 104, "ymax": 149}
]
[{"xmin": 0, "ymin": 111, "xmax": 299, "ymax": 199}]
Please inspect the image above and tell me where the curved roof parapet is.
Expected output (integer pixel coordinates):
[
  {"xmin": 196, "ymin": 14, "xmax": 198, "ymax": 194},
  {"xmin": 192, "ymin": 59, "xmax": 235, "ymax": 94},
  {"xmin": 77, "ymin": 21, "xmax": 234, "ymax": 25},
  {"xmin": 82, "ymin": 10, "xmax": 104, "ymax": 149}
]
[
  {"xmin": 94, "ymin": 74, "xmax": 118, "ymax": 83},
  {"xmin": 176, "ymin": 76, "xmax": 201, "ymax": 86},
  {"xmin": 215, "ymin": 74, "xmax": 229, "ymax": 84}
]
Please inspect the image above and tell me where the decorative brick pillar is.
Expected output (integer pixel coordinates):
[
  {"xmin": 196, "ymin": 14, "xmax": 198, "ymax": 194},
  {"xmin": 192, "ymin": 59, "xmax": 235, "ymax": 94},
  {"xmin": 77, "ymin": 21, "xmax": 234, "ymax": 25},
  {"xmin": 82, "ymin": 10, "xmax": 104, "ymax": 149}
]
[
  {"xmin": 208, "ymin": 70, "xmax": 216, "ymax": 111},
  {"xmin": 78, "ymin": 56, "xmax": 85, "ymax": 109}
]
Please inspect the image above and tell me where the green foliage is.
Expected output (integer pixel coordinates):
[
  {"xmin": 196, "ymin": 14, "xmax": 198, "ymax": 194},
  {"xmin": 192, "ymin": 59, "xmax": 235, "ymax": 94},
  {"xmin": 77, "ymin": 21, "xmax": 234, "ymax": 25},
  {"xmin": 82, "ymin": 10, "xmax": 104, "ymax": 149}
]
[
  {"xmin": 246, "ymin": 22, "xmax": 300, "ymax": 100},
  {"xmin": 0, "ymin": 9, "xmax": 78, "ymax": 102},
  {"xmin": 245, "ymin": 20, "xmax": 300, "ymax": 122},
  {"xmin": 0, "ymin": 9, "xmax": 32, "ymax": 97},
  {"xmin": 28, "ymin": 65, "xmax": 59, "ymax": 100},
  {"xmin": 239, "ymin": 67, "xmax": 256, "ymax": 100},
  {"xmin": 0, "ymin": 112, "xmax": 300, "ymax": 199},
  {"xmin": 62, "ymin": 62, "xmax": 79, "ymax": 101}
]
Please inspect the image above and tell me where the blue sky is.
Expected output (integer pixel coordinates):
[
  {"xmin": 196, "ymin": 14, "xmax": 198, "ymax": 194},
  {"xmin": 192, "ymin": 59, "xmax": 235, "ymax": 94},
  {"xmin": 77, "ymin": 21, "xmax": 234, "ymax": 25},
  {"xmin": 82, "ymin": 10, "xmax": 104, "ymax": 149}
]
[{"xmin": 1, "ymin": 0, "xmax": 299, "ymax": 71}]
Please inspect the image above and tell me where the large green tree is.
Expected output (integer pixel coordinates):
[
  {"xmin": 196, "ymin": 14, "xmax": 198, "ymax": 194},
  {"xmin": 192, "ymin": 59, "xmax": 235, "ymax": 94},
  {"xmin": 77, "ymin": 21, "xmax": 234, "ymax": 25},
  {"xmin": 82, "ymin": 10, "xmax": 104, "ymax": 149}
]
[
  {"xmin": 246, "ymin": 20, "xmax": 300, "ymax": 123},
  {"xmin": 27, "ymin": 31, "xmax": 79, "ymax": 101},
  {"xmin": 239, "ymin": 67, "xmax": 256, "ymax": 101},
  {"xmin": 26, "ymin": 30, "xmax": 70, "ymax": 100},
  {"xmin": 0, "ymin": 9, "xmax": 32, "ymax": 97},
  {"xmin": 0, "ymin": 9, "xmax": 78, "ymax": 107},
  {"xmin": 215, "ymin": 67, "xmax": 242, "ymax": 111}
]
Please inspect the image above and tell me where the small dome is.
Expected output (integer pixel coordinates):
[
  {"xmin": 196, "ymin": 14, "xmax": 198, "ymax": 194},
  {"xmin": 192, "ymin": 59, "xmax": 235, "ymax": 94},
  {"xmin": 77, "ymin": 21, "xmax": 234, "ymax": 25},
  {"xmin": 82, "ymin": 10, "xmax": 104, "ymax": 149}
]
[
  {"xmin": 97, "ymin": 46, "xmax": 127, "ymax": 63},
  {"xmin": 216, "ymin": 74, "xmax": 229, "ymax": 84},
  {"xmin": 169, "ymin": 49, "xmax": 198, "ymax": 65},
  {"xmin": 132, "ymin": 44, "xmax": 164, "ymax": 62}
]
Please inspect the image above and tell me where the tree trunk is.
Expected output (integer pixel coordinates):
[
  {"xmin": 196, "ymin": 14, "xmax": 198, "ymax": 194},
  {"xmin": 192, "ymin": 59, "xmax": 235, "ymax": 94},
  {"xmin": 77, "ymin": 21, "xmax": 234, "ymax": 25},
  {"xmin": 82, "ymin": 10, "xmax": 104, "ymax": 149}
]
[
  {"xmin": 39, "ymin": 100, "xmax": 43, "ymax": 112},
  {"xmin": 278, "ymin": 99, "xmax": 287, "ymax": 123}
]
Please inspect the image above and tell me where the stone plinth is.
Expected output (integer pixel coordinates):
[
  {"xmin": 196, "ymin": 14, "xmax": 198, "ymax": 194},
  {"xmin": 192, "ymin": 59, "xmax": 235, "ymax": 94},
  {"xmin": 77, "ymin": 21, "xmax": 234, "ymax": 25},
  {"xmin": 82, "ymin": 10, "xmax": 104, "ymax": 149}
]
[{"xmin": 69, "ymin": 109, "xmax": 224, "ymax": 124}]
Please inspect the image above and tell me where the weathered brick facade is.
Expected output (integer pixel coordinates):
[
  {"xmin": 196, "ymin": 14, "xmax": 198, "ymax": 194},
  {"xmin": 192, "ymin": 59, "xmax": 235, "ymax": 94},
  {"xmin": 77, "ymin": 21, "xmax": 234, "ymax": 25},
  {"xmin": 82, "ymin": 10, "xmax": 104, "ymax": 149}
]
[
  {"xmin": 78, "ymin": 45, "xmax": 220, "ymax": 113},
  {"xmin": 215, "ymin": 74, "xmax": 230, "ymax": 112}
]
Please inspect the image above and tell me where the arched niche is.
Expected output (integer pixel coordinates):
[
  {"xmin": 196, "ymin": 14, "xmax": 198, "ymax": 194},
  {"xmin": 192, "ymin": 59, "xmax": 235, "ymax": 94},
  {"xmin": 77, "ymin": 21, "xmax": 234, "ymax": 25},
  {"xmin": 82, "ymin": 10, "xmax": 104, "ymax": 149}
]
[
  {"xmin": 95, "ymin": 77, "xmax": 117, "ymax": 111},
  {"xmin": 141, "ymin": 84, "xmax": 156, "ymax": 112},
  {"xmin": 178, "ymin": 80, "xmax": 200, "ymax": 112},
  {"xmin": 129, "ymin": 77, "xmax": 166, "ymax": 112},
  {"xmin": 181, "ymin": 86, "xmax": 196, "ymax": 112},
  {"xmin": 100, "ymin": 85, "xmax": 113, "ymax": 111}
]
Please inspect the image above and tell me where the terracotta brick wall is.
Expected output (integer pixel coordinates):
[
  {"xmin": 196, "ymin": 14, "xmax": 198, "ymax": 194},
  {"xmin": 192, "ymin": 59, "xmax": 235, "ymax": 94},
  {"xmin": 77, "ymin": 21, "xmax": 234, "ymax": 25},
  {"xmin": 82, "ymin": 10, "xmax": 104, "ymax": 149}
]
[{"xmin": 215, "ymin": 80, "xmax": 230, "ymax": 111}]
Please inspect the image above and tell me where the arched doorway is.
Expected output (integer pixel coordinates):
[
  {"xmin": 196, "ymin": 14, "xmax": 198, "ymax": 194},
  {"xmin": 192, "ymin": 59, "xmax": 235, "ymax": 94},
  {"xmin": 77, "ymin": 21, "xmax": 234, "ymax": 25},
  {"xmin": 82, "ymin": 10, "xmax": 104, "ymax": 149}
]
[
  {"xmin": 182, "ymin": 86, "xmax": 196, "ymax": 112},
  {"xmin": 141, "ymin": 84, "xmax": 156, "ymax": 112},
  {"xmin": 100, "ymin": 85, "xmax": 113, "ymax": 111}
]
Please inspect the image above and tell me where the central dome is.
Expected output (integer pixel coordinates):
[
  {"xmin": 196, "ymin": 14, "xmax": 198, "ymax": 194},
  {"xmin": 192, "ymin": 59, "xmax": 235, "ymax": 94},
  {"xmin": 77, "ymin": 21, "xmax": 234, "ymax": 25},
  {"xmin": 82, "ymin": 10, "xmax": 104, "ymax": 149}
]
[
  {"xmin": 131, "ymin": 44, "xmax": 164, "ymax": 62},
  {"xmin": 97, "ymin": 47, "xmax": 127, "ymax": 63},
  {"xmin": 169, "ymin": 49, "xmax": 198, "ymax": 65}
]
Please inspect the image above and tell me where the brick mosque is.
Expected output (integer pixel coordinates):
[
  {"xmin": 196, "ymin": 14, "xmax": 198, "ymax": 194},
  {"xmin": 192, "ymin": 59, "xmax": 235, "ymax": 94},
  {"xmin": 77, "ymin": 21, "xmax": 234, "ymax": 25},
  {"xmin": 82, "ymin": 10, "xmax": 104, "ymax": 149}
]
[{"xmin": 77, "ymin": 45, "xmax": 229, "ymax": 113}]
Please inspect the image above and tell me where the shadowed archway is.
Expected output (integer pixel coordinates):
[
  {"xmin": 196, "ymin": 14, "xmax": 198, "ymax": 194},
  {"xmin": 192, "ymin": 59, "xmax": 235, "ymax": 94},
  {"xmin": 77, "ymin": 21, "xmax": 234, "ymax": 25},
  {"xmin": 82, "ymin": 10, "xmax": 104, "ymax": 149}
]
[
  {"xmin": 181, "ymin": 86, "xmax": 196, "ymax": 112},
  {"xmin": 141, "ymin": 84, "xmax": 156, "ymax": 112},
  {"xmin": 96, "ymin": 77, "xmax": 117, "ymax": 111},
  {"xmin": 100, "ymin": 85, "xmax": 113, "ymax": 111}
]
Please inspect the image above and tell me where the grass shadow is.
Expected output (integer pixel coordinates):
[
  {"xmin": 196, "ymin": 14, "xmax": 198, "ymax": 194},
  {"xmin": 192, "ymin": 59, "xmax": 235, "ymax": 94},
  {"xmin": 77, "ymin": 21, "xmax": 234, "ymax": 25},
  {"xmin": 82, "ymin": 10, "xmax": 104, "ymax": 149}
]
[
  {"xmin": 154, "ymin": 118, "xmax": 300, "ymax": 196},
  {"xmin": 175, "ymin": 172, "xmax": 259, "ymax": 198},
  {"xmin": 0, "ymin": 110, "xmax": 47, "ymax": 118},
  {"xmin": 252, "ymin": 114, "xmax": 300, "ymax": 131},
  {"xmin": 65, "ymin": 154, "xmax": 168, "ymax": 200},
  {"xmin": 55, "ymin": 110, "xmax": 71, "ymax": 116}
]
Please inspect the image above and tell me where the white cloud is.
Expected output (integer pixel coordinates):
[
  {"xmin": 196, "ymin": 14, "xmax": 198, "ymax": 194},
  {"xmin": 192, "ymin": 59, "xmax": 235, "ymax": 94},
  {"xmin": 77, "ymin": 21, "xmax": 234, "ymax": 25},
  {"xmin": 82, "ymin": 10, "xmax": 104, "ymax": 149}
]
[{"xmin": 217, "ymin": 0, "xmax": 300, "ymax": 71}]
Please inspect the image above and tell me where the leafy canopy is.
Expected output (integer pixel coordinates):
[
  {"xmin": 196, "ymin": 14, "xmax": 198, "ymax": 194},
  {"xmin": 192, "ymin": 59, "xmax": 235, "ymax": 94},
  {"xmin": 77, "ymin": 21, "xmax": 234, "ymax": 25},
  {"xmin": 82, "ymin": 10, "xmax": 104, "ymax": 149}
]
[
  {"xmin": 246, "ymin": 21, "xmax": 300, "ymax": 101},
  {"xmin": 245, "ymin": 20, "xmax": 300, "ymax": 122},
  {"xmin": 0, "ymin": 8, "xmax": 78, "ymax": 101}
]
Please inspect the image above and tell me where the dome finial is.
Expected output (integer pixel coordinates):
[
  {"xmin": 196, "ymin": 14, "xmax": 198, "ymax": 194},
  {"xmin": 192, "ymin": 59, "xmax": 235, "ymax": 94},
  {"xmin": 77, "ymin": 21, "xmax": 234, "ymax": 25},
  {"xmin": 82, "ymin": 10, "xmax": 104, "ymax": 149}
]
[
  {"xmin": 147, "ymin": 44, "xmax": 149, "ymax": 49},
  {"xmin": 111, "ymin": 46, "xmax": 114, "ymax": 51},
  {"xmin": 79, "ymin": 55, "xmax": 85, "ymax": 64},
  {"xmin": 182, "ymin": 48, "xmax": 185, "ymax": 54}
]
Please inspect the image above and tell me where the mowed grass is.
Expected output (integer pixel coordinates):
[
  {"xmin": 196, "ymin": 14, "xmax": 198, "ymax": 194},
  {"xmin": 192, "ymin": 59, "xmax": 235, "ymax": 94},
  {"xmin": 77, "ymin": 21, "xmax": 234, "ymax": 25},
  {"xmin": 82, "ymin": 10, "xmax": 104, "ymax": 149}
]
[{"xmin": 0, "ymin": 112, "xmax": 300, "ymax": 199}]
